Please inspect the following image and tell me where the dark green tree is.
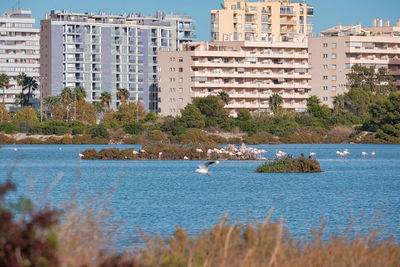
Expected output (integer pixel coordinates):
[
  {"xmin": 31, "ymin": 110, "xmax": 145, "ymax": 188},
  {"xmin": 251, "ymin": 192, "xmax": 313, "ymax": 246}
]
[
  {"xmin": 237, "ymin": 109, "xmax": 252, "ymax": 121},
  {"xmin": 369, "ymin": 92, "xmax": 400, "ymax": 139},
  {"xmin": 306, "ymin": 95, "xmax": 321, "ymax": 107},
  {"xmin": 193, "ymin": 95, "xmax": 229, "ymax": 128},
  {"xmin": 343, "ymin": 87, "xmax": 372, "ymax": 119},
  {"xmin": 180, "ymin": 104, "xmax": 205, "ymax": 129}
]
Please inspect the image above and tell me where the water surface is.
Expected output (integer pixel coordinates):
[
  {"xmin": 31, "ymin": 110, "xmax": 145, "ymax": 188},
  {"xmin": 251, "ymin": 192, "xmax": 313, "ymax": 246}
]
[{"xmin": 0, "ymin": 144, "xmax": 399, "ymax": 246}]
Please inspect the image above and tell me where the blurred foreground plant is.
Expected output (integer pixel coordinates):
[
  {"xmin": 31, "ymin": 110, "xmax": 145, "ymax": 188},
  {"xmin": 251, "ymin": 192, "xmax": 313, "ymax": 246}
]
[{"xmin": 0, "ymin": 180, "xmax": 59, "ymax": 266}]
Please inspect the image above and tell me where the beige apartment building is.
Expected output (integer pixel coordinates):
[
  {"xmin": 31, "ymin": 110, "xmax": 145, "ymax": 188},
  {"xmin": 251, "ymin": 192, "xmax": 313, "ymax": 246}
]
[
  {"xmin": 158, "ymin": 38, "xmax": 311, "ymax": 117},
  {"xmin": 211, "ymin": 0, "xmax": 314, "ymax": 42},
  {"xmin": 309, "ymin": 19, "xmax": 400, "ymax": 107}
]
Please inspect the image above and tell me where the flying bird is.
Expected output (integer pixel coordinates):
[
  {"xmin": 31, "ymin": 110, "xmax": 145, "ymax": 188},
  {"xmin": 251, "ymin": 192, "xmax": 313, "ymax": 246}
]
[{"xmin": 195, "ymin": 161, "xmax": 219, "ymax": 176}]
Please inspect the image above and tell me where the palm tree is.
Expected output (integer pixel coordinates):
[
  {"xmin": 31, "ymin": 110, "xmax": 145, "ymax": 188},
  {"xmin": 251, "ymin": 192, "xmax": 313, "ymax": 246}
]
[
  {"xmin": 269, "ymin": 93, "xmax": 283, "ymax": 114},
  {"xmin": 16, "ymin": 73, "xmax": 26, "ymax": 107},
  {"xmin": 21, "ymin": 76, "xmax": 38, "ymax": 106},
  {"xmin": 117, "ymin": 88, "xmax": 130, "ymax": 104},
  {"xmin": 333, "ymin": 94, "xmax": 345, "ymax": 116},
  {"xmin": 0, "ymin": 73, "xmax": 10, "ymax": 104},
  {"xmin": 100, "ymin": 92, "xmax": 112, "ymax": 108},
  {"xmin": 74, "ymin": 86, "xmax": 87, "ymax": 102},
  {"xmin": 0, "ymin": 73, "xmax": 10, "ymax": 122},
  {"xmin": 43, "ymin": 95, "xmax": 61, "ymax": 111},
  {"xmin": 60, "ymin": 87, "xmax": 73, "ymax": 121},
  {"xmin": 218, "ymin": 91, "xmax": 230, "ymax": 105},
  {"xmin": 60, "ymin": 87, "xmax": 73, "ymax": 106},
  {"xmin": 14, "ymin": 93, "xmax": 23, "ymax": 107}
]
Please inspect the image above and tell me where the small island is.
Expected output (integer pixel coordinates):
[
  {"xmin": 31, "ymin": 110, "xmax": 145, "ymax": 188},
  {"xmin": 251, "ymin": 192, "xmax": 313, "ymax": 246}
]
[
  {"xmin": 256, "ymin": 155, "xmax": 323, "ymax": 173},
  {"xmin": 80, "ymin": 144, "xmax": 267, "ymax": 161}
]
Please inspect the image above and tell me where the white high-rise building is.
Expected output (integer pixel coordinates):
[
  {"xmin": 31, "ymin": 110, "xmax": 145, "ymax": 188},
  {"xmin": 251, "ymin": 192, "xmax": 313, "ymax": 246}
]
[{"xmin": 0, "ymin": 8, "xmax": 40, "ymax": 109}]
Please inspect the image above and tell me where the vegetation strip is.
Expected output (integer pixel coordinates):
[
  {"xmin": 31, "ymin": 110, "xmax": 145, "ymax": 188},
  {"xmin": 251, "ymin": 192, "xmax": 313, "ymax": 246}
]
[{"xmin": 256, "ymin": 155, "xmax": 323, "ymax": 173}]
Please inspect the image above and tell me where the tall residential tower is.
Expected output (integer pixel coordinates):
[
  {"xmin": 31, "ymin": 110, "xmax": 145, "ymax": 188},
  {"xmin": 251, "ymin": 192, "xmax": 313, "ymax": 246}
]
[
  {"xmin": 211, "ymin": 0, "xmax": 314, "ymax": 42},
  {"xmin": 40, "ymin": 10, "xmax": 195, "ymax": 112},
  {"xmin": 0, "ymin": 8, "xmax": 40, "ymax": 109}
]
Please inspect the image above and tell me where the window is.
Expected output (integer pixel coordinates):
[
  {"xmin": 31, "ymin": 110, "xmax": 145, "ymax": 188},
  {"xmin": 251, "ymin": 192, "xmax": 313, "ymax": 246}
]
[
  {"xmin": 332, "ymin": 43, "xmax": 337, "ymax": 48},
  {"xmin": 332, "ymin": 53, "xmax": 337, "ymax": 59},
  {"xmin": 323, "ymin": 54, "xmax": 328, "ymax": 58},
  {"xmin": 178, "ymin": 57, "xmax": 183, "ymax": 62},
  {"xmin": 178, "ymin": 88, "xmax": 183, "ymax": 93},
  {"xmin": 323, "ymin": 86, "xmax": 328, "ymax": 91},
  {"xmin": 332, "ymin": 64, "xmax": 337, "ymax": 70},
  {"xmin": 178, "ymin": 78, "xmax": 183, "ymax": 83},
  {"xmin": 323, "ymin": 43, "xmax": 328, "ymax": 48},
  {"xmin": 323, "ymin": 64, "xmax": 328, "ymax": 69},
  {"xmin": 323, "ymin": 97, "xmax": 328, "ymax": 101},
  {"xmin": 179, "ymin": 68, "xmax": 183, "ymax": 72},
  {"xmin": 332, "ymin": 76, "xmax": 337, "ymax": 81},
  {"xmin": 331, "ymin": 86, "xmax": 337, "ymax": 91},
  {"xmin": 178, "ymin": 98, "xmax": 183, "ymax": 103},
  {"xmin": 323, "ymin": 75, "xmax": 328, "ymax": 80}
]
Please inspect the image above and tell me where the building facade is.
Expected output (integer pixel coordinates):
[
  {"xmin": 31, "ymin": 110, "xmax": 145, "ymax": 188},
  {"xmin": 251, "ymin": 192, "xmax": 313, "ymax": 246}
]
[
  {"xmin": 0, "ymin": 8, "xmax": 40, "ymax": 109},
  {"xmin": 309, "ymin": 19, "xmax": 400, "ymax": 107},
  {"xmin": 40, "ymin": 10, "xmax": 195, "ymax": 111},
  {"xmin": 211, "ymin": 0, "xmax": 314, "ymax": 42},
  {"xmin": 158, "ymin": 39, "xmax": 311, "ymax": 117}
]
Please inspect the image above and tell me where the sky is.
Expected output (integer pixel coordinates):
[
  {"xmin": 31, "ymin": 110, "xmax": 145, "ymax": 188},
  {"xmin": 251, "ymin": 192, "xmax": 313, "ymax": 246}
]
[{"xmin": 0, "ymin": 0, "xmax": 399, "ymax": 41}]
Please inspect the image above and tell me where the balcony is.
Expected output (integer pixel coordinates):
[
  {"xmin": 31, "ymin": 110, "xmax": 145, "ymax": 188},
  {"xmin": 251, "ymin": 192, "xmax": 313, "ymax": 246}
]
[{"xmin": 280, "ymin": 19, "xmax": 297, "ymax": 25}]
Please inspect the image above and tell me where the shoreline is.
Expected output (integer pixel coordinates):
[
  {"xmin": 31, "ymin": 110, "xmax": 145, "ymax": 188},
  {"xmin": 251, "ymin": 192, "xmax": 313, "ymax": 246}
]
[{"xmin": 0, "ymin": 133, "xmax": 398, "ymax": 145}]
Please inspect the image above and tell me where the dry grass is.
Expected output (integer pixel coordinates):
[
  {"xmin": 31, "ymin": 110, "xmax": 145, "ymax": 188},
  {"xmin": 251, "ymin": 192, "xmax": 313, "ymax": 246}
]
[{"xmin": 127, "ymin": 214, "xmax": 400, "ymax": 267}]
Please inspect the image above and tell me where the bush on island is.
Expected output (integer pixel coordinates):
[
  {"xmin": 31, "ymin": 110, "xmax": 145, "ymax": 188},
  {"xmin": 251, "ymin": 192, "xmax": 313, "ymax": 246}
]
[{"xmin": 256, "ymin": 155, "xmax": 323, "ymax": 173}]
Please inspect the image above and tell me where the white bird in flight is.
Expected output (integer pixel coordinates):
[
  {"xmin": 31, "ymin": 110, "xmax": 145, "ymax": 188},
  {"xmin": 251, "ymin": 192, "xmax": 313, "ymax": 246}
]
[{"xmin": 195, "ymin": 161, "xmax": 220, "ymax": 176}]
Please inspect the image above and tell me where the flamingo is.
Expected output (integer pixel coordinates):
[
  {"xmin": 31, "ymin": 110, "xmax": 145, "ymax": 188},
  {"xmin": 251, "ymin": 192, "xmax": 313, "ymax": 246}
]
[
  {"xmin": 140, "ymin": 149, "xmax": 146, "ymax": 153},
  {"xmin": 184, "ymin": 156, "xmax": 190, "ymax": 160},
  {"xmin": 78, "ymin": 153, "xmax": 84, "ymax": 159},
  {"xmin": 362, "ymin": 152, "xmax": 368, "ymax": 158},
  {"xmin": 158, "ymin": 152, "xmax": 163, "ymax": 160},
  {"xmin": 132, "ymin": 150, "xmax": 139, "ymax": 155},
  {"xmin": 371, "ymin": 152, "xmax": 376, "ymax": 157},
  {"xmin": 13, "ymin": 148, "xmax": 18, "ymax": 151},
  {"xmin": 309, "ymin": 152, "xmax": 316, "ymax": 157}
]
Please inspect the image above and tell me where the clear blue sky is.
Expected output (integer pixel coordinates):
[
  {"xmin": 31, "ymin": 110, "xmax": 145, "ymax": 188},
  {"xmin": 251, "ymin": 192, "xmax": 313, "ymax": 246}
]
[{"xmin": 1, "ymin": 0, "xmax": 399, "ymax": 40}]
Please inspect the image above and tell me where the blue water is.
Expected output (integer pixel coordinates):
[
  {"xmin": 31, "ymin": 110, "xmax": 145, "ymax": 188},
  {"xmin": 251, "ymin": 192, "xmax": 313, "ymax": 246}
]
[{"xmin": 0, "ymin": 144, "xmax": 399, "ymax": 246}]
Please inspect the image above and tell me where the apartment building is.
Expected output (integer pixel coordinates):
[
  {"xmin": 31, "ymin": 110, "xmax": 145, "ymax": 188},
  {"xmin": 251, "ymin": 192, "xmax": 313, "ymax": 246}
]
[
  {"xmin": 0, "ymin": 8, "xmax": 40, "ymax": 109},
  {"xmin": 309, "ymin": 19, "xmax": 400, "ymax": 107},
  {"xmin": 165, "ymin": 13, "xmax": 196, "ymax": 50},
  {"xmin": 40, "ymin": 10, "xmax": 195, "ymax": 111},
  {"xmin": 211, "ymin": 0, "xmax": 314, "ymax": 42},
  {"xmin": 158, "ymin": 38, "xmax": 311, "ymax": 117}
]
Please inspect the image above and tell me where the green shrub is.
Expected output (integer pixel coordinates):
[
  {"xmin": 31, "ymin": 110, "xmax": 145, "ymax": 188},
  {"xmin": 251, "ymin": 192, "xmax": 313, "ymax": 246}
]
[
  {"xmin": 172, "ymin": 125, "xmax": 187, "ymax": 136},
  {"xmin": 256, "ymin": 155, "xmax": 323, "ymax": 173},
  {"xmin": 69, "ymin": 121, "xmax": 86, "ymax": 135},
  {"xmin": 0, "ymin": 122, "xmax": 17, "ymax": 134},
  {"xmin": 89, "ymin": 124, "xmax": 109, "ymax": 139},
  {"xmin": 123, "ymin": 122, "xmax": 145, "ymax": 135}
]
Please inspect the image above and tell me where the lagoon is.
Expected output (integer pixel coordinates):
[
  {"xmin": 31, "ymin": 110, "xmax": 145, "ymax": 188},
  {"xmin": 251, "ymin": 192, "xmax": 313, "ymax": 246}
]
[{"xmin": 0, "ymin": 144, "xmax": 399, "ymax": 247}]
